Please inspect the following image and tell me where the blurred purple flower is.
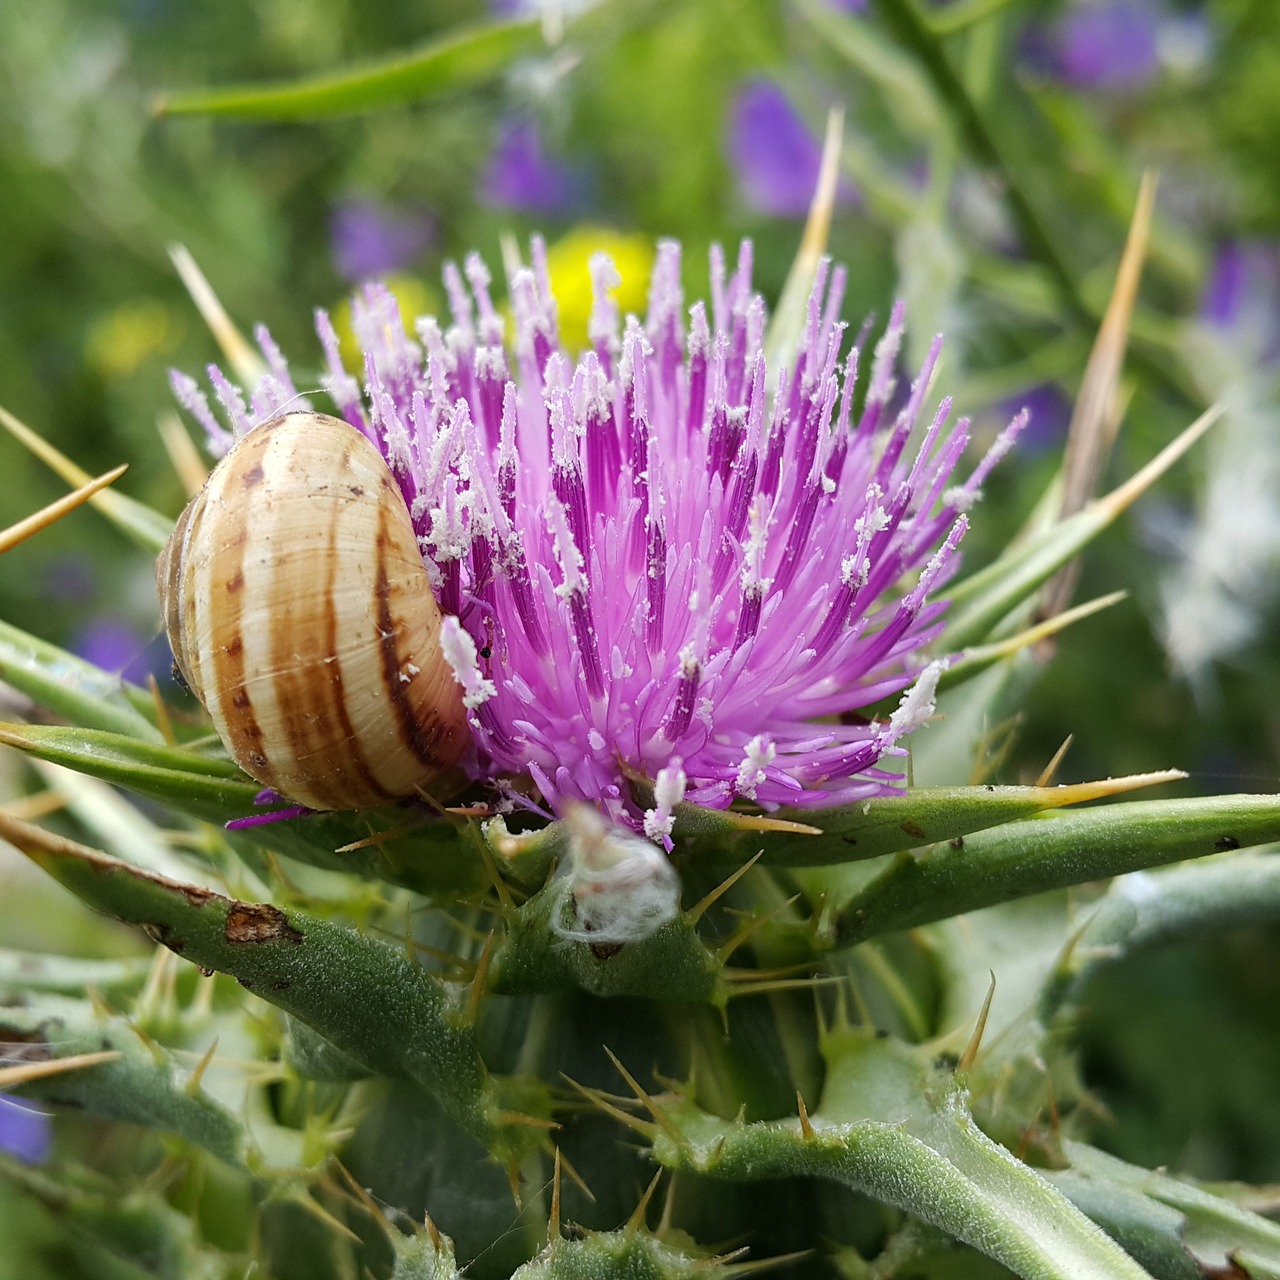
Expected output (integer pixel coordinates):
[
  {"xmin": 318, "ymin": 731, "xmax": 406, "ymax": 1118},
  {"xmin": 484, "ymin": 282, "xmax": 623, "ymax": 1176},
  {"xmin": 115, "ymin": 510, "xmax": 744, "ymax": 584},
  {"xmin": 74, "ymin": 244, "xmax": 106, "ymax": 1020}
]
[
  {"xmin": 729, "ymin": 80, "xmax": 853, "ymax": 218},
  {"xmin": 330, "ymin": 199, "xmax": 433, "ymax": 284},
  {"xmin": 72, "ymin": 615, "xmax": 148, "ymax": 676},
  {"xmin": 175, "ymin": 240, "xmax": 1024, "ymax": 835},
  {"xmin": 0, "ymin": 1096, "xmax": 52, "ymax": 1165},
  {"xmin": 1056, "ymin": 1, "xmax": 1160, "ymax": 90},
  {"xmin": 482, "ymin": 119, "xmax": 580, "ymax": 216},
  {"xmin": 1003, "ymin": 384, "xmax": 1071, "ymax": 454},
  {"xmin": 1199, "ymin": 241, "xmax": 1280, "ymax": 360}
]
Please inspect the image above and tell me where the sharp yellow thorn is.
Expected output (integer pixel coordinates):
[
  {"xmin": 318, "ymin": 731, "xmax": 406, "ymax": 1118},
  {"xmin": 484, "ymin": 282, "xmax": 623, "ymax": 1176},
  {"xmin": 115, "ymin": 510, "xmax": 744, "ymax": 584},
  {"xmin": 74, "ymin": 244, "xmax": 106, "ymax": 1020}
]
[
  {"xmin": 548, "ymin": 1148, "xmax": 562, "ymax": 1241},
  {"xmin": 335, "ymin": 823, "xmax": 417, "ymax": 854},
  {"xmin": 146, "ymin": 674, "xmax": 178, "ymax": 747},
  {"xmin": 689, "ymin": 851, "xmax": 763, "ymax": 924},
  {"xmin": 556, "ymin": 1148, "xmax": 594, "ymax": 1203},
  {"xmin": 561, "ymin": 1075, "xmax": 657, "ymax": 1138},
  {"xmin": 0, "ymin": 465, "xmax": 129, "ymax": 554},
  {"xmin": 715, "ymin": 895, "xmax": 801, "ymax": 965},
  {"xmin": 185, "ymin": 1038, "xmax": 219, "ymax": 1095},
  {"xmin": 627, "ymin": 1170, "xmax": 663, "ymax": 1231},
  {"xmin": 293, "ymin": 1194, "xmax": 362, "ymax": 1245},
  {"xmin": 1036, "ymin": 736, "xmax": 1074, "ymax": 789},
  {"xmin": 796, "ymin": 1092, "xmax": 815, "ymax": 1141},
  {"xmin": 0, "ymin": 1050, "xmax": 121, "ymax": 1089},
  {"xmin": 506, "ymin": 1162, "xmax": 524, "ymax": 1210},
  {"xmin": 958, "ymin": 971, "xmax": 997, "ymax": 1075},
  {"xmin": 169, "ymin": 245, "xmax": 267, "ymax": 387},
  {"xmin": 425, "ymin": 1214, "xmax": 443, "ymax": 1249},
  {"xmin": 604, "ymin": 1047, "xmax": 683, "ymax": 1143},
  {"xmin": 466, "ymin": 931, "xmax": 496, "ymax": 1025},
  {"xmin": 476, "ymin": 834, "xmax": 516, "ymax": 913},
  {"xmin": 329, "ymin": 1159, "xmax": 386, "ymax": 1221},
  {"xmin": 156, "ymin": 411, "xmax": 208, "ymax": 498},
  {"xmin": 495, "ymin": 1111, "xmax": 559, "ymax": 1131},
  {"xmin": 657, "ymin": 1169, "xmax": 678, "ymax": 1236}
]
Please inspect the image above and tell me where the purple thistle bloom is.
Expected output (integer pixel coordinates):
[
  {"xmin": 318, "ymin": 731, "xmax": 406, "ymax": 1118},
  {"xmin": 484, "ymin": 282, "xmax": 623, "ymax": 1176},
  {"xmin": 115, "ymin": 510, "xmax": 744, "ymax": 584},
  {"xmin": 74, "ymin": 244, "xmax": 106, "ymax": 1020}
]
[
  {"xmin": 330, "ymin": 198, "xmax": 433, "ymax": 284},
  {"xmin": 0, "ymin": 1096, "xmax": 52, "ymax": 1165},
  {"xmin": 729, "ymin": 80, "xmax": 854, "ymax": 219},
  {"xmin": 173, "ymin": 241, "xmax": 1023, "ymax": 835}
]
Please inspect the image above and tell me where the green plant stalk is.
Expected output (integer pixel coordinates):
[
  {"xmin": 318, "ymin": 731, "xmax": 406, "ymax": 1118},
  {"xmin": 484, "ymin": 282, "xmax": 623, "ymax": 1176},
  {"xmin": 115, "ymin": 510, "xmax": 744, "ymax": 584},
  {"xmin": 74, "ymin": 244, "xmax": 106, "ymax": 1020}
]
[{"xmin": 829, "ymin": 795, "xmax": 1280, "ymax": 947}]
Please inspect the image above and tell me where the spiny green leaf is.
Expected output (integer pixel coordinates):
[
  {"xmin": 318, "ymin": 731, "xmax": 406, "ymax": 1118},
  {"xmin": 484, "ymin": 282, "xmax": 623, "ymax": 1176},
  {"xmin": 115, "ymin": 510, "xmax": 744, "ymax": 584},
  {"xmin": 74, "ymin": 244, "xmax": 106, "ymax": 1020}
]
[
  {"xmin": 0, "ymin": 722, "xmax": 482, "ymax": 894},
  {"xmin": 0, "ymin": 404, "xmax": 173, "ymax": 552},
  {"xmin": 1055, "ymin": 1143, "xmax": 1280, "ymax": 1278},
  {"xmin": 0, "ymin": 620, "xmax": 161, "ymax": 743},
  {"xmin": 154, "ymin": 18, "xmax": 543, "ymax": 119},
  {"xmin": 0, "ymin": 995, "xmax": 244, "ymax": 1165},
  {"xmin": 512, "ymin": 1230, "xmax": 735, "ymax": 1279},
  {"xmin": 639, "ymin": 1033, "xmax": 1152, "ymax": 1279},
  {"xmin": 1040, "ymin": 850, "xmax": 1280, "ymax": 1020},
  {"xmin": 940, "ymin": 405, "xmax": 1219, "ymax": 650},
  {"xmin": 829, "ymin": 793, "xmax": 1280, "ymax": 947},
  {"xmin": 0, "ymin": 814, "xmax": 538, "ymax": 1161},
  {"xmin": 678, "ymin": 774, "xmax": 1181, "ymax": 867}
]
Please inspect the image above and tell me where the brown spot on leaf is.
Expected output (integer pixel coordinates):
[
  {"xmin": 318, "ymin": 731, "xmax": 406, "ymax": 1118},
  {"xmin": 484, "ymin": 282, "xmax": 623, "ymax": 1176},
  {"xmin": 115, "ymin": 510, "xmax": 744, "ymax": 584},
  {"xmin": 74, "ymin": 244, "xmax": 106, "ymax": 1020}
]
[
  {"xmin": 1213, "ymin": 835, "xmax": 1240, "ymax": 852},
  {"xmin": 901, "ymin": 819, "xmax": 926, "ymax": 839},
  {"xmin": 225, "ymin": 902, "xmax": 303, "ymax": 946},
  {"xmin": 143, "ymin": 922, "xmax": 186, "ymax": 954}
]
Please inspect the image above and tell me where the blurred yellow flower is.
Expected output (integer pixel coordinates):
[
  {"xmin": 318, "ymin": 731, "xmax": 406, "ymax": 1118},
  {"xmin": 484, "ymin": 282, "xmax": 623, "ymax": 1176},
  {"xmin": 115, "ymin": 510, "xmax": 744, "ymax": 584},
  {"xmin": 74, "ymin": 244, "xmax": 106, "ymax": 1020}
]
[
  {"xmin": 86, "ymin": 299, "xmax": 180, "ymax": 379},
  {"xmin": 543, "ymin": 227, "xmax": 654, "ymax": 352}
]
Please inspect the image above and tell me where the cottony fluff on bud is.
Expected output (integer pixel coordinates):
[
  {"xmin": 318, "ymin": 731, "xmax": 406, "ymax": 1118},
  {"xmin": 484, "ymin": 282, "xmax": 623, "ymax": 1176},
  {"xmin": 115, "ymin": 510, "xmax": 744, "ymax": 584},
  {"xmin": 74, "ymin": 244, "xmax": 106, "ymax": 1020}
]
[
  {"xmin": 552, "ymin": 804, "xmax": 681, "ymax": 944},
  {"xmin": 173, "ymin": 238, "xmax": 1025, "ymax": 838}
]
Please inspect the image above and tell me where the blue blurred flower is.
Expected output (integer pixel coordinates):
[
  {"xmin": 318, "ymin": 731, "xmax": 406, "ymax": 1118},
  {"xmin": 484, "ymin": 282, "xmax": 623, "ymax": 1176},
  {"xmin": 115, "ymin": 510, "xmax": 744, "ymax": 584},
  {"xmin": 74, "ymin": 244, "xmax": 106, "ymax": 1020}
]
[
  {"xmin": 1199, "ymin": 241, "xmax": 1280, "ymax": 360},
  {"xmin": 728, "ymin": 80, "xmax": 854, "ymax": 219},
  {"xmin": 72, "ymin": 615, "xmax": 148, "ymax": 676},
  {"xmin": 329, "ymin": 198, "xmax": 433, "ymax": 284},
  {"xmin": 0, "ymin": 1096, "xmax": 52, "ymax": 1165},
  {"xmin": 1004, "ymin": 384, "xmax": 1071, "ymax": 454},
  {"xmin": 481, "ymin": 119, "xmax": 580, "ymax": 215},
  {"xmin": 1056, "ymin": 1, "xmax": 1160, "ymax": 90}
]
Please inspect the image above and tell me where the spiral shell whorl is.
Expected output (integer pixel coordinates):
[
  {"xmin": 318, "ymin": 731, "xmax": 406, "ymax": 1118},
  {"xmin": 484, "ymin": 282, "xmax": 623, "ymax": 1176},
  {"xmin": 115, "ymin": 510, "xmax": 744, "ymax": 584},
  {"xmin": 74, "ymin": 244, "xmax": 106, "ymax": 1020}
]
[{"xmin": 158, "ymin": 412, "xmax": 469, "ymax": 812}]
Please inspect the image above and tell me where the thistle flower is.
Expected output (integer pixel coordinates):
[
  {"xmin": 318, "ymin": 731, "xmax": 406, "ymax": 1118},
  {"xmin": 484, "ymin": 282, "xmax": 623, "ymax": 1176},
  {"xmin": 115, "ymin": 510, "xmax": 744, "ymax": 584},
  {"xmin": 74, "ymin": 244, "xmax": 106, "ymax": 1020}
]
[{"xmin": 171, "ymin": 239, "xmax": 1023, "ymax": 836}]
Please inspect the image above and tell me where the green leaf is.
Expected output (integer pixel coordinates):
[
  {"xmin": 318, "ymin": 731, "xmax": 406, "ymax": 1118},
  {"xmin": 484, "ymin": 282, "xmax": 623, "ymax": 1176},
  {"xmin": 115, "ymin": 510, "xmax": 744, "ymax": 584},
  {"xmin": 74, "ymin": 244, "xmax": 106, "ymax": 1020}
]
[
  {"xmin": 511, "ymin": 1230, "xmax": 726, "ymax": 1279},
  {"xmin": 0, "ymin": 722, "xmax": 483, "ymax": 895},
  {"xmin": 635, "ymin": 1032, "xmax": 1153, "ymax": 1279},
  {"xmin": 1, "ymin": 815, "xmax": 538, "ymax": 1161},
  {"xmin": 1040, "ymin": 850, "xmax": 1280, "ymax": 1020},
  {"xmin": 829, "ymin": 793, "xmax": 1280, "ymax": 946},
  {"xmin": 0, "ymin": 620, "xmax": 161, "ymax": 743},
  {"xmin": 940, "ymin": 406, "xmax": 1219, "ymax": 650},
  {"xmin": 1056, "ymin": 1143, "xmax": 1280, "ymax": 1279},
  {"xmin": 1, "ymin": 994, "xmax": 245, "ymax": 1165},
  {"xmin": 154, "ymin": 18, "xmax": 543, "ymax": 120},
  {"xmin": 680, "ymin": 774, "xmax": 1182, "ymax": 868}
]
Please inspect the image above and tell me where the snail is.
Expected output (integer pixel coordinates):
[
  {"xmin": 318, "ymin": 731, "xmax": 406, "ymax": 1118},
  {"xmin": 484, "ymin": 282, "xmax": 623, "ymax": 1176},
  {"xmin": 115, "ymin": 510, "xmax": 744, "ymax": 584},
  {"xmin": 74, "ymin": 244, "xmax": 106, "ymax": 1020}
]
[{"xmin": 157, "ymin": 411, "xmax": 469, "ymax": 812}]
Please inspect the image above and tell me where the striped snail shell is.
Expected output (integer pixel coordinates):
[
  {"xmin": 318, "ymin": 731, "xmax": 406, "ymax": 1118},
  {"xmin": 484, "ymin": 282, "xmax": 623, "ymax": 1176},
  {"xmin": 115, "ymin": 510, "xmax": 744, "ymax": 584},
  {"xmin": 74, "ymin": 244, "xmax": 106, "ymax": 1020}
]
[{"xmin": 157, "ymin": 411, "xmax": 469, "ymax": 812}]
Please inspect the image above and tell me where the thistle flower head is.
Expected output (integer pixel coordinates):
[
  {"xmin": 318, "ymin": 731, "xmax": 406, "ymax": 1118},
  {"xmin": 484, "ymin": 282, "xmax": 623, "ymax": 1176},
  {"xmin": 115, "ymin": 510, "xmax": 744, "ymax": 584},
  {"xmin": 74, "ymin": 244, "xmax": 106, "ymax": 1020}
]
[{"xmin": 172, "ymin": 238, "xmax": 1024, "ymax": 836}]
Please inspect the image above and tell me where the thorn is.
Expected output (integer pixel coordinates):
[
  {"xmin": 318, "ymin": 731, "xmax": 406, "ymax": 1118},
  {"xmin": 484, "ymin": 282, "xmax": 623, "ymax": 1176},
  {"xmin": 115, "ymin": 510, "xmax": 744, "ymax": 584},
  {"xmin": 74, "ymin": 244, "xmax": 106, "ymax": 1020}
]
[
  {"xmin": 476, "ymin": 832, "xmax": 516, "ymax": 913},
  {"xmin": 291, "ymin": 1191, "xmax": 362, "ymax": 1245},
  {"xmin": 335, "ymin": 822, "xmax": 417, "ymax": 854},
  {"xmin": 156, "ymin": 411, "xmax": 208, "ymax": 498},
  {"xmin": 627, "ymin": 1170, "xmax": 663, "ymax": 1231},
  {"xmin": 548, "ymin": 1148, "xmax": 562, "ymax": 1241},
  {"xmin": 146, "ymin": 674, "xmax": 178, "ymax": 746},
  {"xmin": 425, "ymin": 1213, "xmax": 442, "ymax": 1249},
  {"xmin": 561, "ymin": 1075, "xmax": 658, "ymax": 1140},
  {"xmin": 555, "ymin": 1148, "xmax": 594, "ymax": 1202},
  {"xmin": 168, "ymin": 244, "xmax": 267, "ymax": 387},
  {"xmin": 185, "ymin": 1038, "xmax": 218, "ymax": 1095},
  {"xmin": 657, "ymin": 1170, "xmax": 677, "ymax": 1236},
  {"xmin": 0, "ymin": 1050, "xmax": 121, "ymax": 1090},
  {"xmin": 1036, "ymin": 736, "xmax": 1074, "ymax": 788},
  {"xmin": 796, "ymin": 1092, "xmax": 815, "ymax": 1141},
  {"xmin": 715, "ymin": 895, "xmax": 801, "ymax": 965},
  {"xmin": 604, "ymin": 1048, "xmax": 684, "ymax": 1144},
  {"xmin": 726, "ymin": 974, "xmax": 846, "ymax": 1000},
  {"xmin": 329, "ymin": 1159, "xmax": 386, "ymax": 1222},
  {"xmin": 0, "ymin": 464, "xmax": 130, "ymax": 554},
  {"xmin": 506, "ymin": 1162, "xmax": 523, "ymax": 1210},
  {"xmin": 957, "ymin": 971, "xmax": 997, "ymax": 1075},
  {"xmin": 466, "ymin": 931, "xmax": 495, "ymax": 1024},
  {"xmin": 494, "ymin": 1111, "xmax": 559, "ymax": 1131},
  {"xmin": 722, "ymin": 1248, "xmax": 816, "ymax": 1276},
  {"xmin": 689, "ymin": 851, "xmax": 763, "ymax": 924}
]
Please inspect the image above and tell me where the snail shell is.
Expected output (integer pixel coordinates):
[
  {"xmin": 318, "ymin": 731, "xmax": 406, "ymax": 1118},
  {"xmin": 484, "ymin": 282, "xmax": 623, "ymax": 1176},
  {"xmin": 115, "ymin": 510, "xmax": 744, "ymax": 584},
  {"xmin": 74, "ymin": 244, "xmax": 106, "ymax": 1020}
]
[{"xmin": 157, "ymin": 411, "xmax": 469, "ymax": 811}]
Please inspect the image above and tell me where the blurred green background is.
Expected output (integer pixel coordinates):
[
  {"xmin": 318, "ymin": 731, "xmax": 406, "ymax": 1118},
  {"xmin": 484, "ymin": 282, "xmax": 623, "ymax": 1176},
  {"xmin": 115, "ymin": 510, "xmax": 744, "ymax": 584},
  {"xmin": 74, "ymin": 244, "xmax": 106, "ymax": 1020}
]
[{"xmin": 1, "ymin": 0, "xmax": 1278, "ymax": 1187}]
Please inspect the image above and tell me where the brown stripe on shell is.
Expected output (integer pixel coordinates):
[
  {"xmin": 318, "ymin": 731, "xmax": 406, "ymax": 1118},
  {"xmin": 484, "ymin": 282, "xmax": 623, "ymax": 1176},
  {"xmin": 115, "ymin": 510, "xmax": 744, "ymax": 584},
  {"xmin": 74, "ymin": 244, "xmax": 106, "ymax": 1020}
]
[
  {"xmin": 374, "ymin": 485, "xmax": 457, "ymax": 776},
  {"xmin": 265, "ymin": 430, "xmax": 393, "ymax": 810},
  {"xmin": 205, "ymin": 430, "xmax": 273, "ymax": 793}
]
